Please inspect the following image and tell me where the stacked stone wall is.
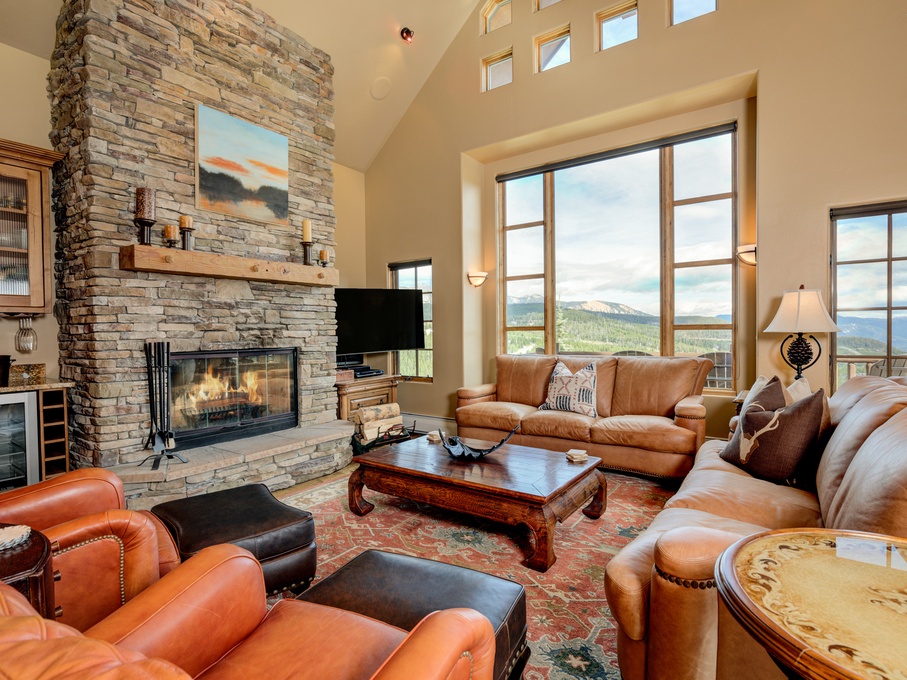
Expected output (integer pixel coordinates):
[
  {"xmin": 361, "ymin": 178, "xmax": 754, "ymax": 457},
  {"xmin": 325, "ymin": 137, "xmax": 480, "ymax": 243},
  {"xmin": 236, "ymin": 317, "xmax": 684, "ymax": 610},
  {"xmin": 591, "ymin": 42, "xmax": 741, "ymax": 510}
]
[{"xmin": 48, "ymin": 0, "xmax": 339, "ymax": 467}]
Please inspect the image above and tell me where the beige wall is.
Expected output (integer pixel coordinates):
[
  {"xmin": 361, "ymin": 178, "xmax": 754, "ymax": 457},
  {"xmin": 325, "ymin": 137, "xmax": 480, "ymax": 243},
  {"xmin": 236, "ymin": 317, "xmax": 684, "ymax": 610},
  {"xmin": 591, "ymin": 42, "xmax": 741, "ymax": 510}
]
[
  {"xmin": 0, "ymin": 43, "xmax": 59, "ymax": 380},
  {"xmin": 364, "ymin": 0, "xmax": 907, "ymax": 426},
  {"xmin": 332, "ymin": 163, "xmax": 367, "ymax": 288}
]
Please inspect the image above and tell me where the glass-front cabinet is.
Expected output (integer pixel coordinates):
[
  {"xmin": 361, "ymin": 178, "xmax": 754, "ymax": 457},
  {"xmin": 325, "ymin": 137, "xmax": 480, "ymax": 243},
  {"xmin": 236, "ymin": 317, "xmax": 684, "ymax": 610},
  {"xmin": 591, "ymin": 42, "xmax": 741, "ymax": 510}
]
[{"xmin": 0, "ymin": 140, "xmax": 63, "ymax": 314}]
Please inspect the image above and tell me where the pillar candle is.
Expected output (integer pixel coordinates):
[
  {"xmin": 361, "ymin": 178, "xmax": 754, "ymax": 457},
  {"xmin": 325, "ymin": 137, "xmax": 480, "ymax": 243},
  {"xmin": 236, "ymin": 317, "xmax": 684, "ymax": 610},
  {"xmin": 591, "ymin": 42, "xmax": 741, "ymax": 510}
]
[
  {"xmin": 163, "ymin": 224, "xmax": 179, "ymax": 241},
  {"xmin": 302, "ymin": 219, "xmax": 312, "ymax": 242},
  {"xmin": 319, "ymin": 249, "xmax": 329, "ymax": 262},
  {"xmin": 179, "ymin": 215, "xmax": 193, "ymax": 229},
  {"xmin": 135, "ymin": 187, "xmax": 155, "ymax": 220}
]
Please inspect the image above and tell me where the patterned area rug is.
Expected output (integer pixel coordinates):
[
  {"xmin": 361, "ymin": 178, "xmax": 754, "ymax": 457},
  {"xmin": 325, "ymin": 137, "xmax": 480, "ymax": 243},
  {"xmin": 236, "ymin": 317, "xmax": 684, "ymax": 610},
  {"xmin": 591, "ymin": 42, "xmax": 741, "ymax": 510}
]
[{"xmin": 281, "ymin": 469, "xmax": 674, "ymax": 680}]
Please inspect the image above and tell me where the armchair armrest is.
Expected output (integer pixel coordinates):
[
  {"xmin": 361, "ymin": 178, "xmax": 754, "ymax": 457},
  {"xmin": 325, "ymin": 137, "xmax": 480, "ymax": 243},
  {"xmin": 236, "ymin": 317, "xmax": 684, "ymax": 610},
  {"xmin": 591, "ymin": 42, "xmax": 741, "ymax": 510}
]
[
  {"xmin": 372, "ymin": 608, "xmax": 495, "ymax": 680},
  {"xmin": 86, "ymin": 543, "xmax": 267, "ymax": 678},
  {"xmin": 456, "ymin": 384, "xmax": 497, "ymax": 409},
  {"xmin": 44, "ymin": 509, "xmax": 161, "ymax": 632},
  {"xmin": 0, "ymin": 468, "xmax": 125, "ymax": 531},
  {"xmin": 647, "ymin": 527, "xmax": 752, "ymax": 680},
  {"xmin": 674, "ymin": 395, "xmax": 707, "ymax": 449}
]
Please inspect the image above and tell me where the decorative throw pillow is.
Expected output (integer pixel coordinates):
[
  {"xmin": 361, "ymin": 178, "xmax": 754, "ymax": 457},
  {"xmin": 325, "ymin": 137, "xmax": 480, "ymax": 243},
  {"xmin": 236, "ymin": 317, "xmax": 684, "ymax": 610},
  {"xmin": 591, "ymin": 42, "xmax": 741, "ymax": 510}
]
[
  {"xmin": 720, "ymin": 387, "xmax": 826, "ymax": 484},
  {"xmin": 538, "ymin": 361, "xmax": 598, "ymax": 417}
]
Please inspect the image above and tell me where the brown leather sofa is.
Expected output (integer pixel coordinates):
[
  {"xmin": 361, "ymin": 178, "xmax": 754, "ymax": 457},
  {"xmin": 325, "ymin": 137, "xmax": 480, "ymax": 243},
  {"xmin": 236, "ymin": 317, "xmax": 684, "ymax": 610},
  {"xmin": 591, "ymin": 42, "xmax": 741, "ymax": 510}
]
[
  {"xmin": 0, "ymin": 468, "xmax": 181, "ymax": 631},
  {"xmin": 456, "ymin": 354, "xmax": 713, "ymax": 479},
  {"xmin": 604, "ymin": 375, "xmax": 907, "ymax": 680},
  {"xmin": 0, "ymin": 542, "xmax": 496, "ymax": 679}
]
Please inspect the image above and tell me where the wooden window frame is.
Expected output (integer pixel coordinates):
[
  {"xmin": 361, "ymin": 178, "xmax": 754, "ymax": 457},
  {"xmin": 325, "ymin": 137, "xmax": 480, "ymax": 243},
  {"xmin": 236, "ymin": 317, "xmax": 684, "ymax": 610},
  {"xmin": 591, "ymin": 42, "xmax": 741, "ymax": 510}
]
[
  {"xmin": 535, "ymin": 26, "xmax": 571, "ymax": 73},
  {"xmin": 830, "ymin": 200, "xmax": 907, "ymax": 390},
  {"xmin": 482, "ymin": 0, "xmax": 512, "ymax": 35},
  {"xmin": 596, "ymin": 1, "xmax": 638, "ymax": 52},
  {"xmin": 482, "ymin": 48, "xmax": 514, "ymax": 92},
  {"xmin": 389, "ymin": 259, "xmax": 433, "ymax": 382},
  {"xmin": 498, "ymin": 127, "xmax": 738, "ymax": 392}
]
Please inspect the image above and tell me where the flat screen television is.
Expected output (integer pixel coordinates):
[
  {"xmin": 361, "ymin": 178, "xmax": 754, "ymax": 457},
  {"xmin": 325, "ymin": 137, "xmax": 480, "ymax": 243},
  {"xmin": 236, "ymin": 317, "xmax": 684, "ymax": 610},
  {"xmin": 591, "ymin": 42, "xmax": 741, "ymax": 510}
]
[{"xmin": 335, "ymin": 288, "xmax": 425, "ymax": 356}]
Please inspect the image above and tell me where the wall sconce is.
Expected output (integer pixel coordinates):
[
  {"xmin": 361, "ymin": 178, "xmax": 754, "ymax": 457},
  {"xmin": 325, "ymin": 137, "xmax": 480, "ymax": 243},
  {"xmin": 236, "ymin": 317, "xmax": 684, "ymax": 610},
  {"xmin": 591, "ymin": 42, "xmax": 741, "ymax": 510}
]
[
  {"xmin": 736, "ymin": 244, "xmax": 757, "ymax": 266},
  {"xmin": 400, "ymin": 27, "xmax": 414, "ymax": 44},
  {"xmin": 764, "ymin": 285, "xmax": 841, "ymax": 379},
  {"xmin": 467, "ymin": 271, "xmax": 488, "ymax": 287}
]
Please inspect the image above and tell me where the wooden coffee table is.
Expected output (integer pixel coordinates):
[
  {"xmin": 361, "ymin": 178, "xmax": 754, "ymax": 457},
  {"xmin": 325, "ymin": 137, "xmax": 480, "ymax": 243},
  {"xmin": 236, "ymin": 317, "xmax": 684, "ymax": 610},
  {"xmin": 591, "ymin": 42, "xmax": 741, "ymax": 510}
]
[{"xmin": 348, "ymin": 437, "xmax": 606, "ymax": 572}]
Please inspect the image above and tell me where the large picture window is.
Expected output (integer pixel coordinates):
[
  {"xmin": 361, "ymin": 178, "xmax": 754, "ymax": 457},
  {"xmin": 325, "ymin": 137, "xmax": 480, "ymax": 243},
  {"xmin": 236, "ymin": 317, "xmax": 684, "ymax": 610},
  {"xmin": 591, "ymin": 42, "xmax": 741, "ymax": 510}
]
[
  {"xmin": 832, "ymin": 201, "xmax": 907, "ymax": 387},
  {"xmin": 498, "ymin": 125, "xmax": 737, "ymax": 389},
  {"xmin": 390, "ymin": 260, "xmax": 433, "ymax": 381}
]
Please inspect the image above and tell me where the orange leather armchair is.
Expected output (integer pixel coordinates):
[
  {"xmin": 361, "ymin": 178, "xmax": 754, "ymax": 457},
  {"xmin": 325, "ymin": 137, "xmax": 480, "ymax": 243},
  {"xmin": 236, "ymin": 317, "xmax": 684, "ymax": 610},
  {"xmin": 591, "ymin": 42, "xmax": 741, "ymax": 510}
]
[
  {"xmin": 0, "ymin": 543, "xmax": 496, "ymax": 680},
  {"xmin": 0, "ymin": 468, "xmax": 180, "ymax": 631}
]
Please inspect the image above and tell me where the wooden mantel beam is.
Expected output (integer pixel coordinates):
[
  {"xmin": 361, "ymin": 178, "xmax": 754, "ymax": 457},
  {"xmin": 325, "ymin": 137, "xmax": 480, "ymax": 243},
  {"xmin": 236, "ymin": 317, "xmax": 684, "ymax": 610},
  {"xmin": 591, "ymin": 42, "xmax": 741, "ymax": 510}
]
[{"xmin": 119, "ymin": 244, "xmax": 339, "ymax": 287}]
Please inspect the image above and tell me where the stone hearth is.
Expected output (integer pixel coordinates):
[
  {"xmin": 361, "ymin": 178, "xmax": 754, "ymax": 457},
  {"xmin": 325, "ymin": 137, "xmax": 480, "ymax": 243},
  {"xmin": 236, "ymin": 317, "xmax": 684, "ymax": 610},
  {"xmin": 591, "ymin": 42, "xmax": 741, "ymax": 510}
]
[{"xmin": 47, "ymin": 0, "xmax": 351, "ymax": 499}]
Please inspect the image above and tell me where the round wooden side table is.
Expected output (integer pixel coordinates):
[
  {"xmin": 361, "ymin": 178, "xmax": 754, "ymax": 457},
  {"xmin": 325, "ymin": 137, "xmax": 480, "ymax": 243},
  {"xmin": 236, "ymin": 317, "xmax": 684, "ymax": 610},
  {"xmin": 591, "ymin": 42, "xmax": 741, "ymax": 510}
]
[
  {"xmin": 716, "ymin": 528, "xmax": 907, "ymax": 680},
  {"xmin": 0, "ymin": 523, "xmax": 56, "ymax": 619}
]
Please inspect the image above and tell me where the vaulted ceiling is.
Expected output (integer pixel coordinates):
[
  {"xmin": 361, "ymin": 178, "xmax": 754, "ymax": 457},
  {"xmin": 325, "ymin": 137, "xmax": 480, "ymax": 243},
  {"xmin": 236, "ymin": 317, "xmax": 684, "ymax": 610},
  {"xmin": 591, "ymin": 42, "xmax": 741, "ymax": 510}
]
[{"xmin": 0, "ymin": 0, "xmax": 482, "ymax": 171}]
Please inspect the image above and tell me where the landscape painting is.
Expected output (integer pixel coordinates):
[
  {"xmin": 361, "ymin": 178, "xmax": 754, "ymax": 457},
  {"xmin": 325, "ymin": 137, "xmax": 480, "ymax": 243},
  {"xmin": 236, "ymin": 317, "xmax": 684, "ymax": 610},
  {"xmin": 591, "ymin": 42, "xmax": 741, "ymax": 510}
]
[{"xmin": 196, "ymin": 105, "xmax": 289, "ymax": 225}]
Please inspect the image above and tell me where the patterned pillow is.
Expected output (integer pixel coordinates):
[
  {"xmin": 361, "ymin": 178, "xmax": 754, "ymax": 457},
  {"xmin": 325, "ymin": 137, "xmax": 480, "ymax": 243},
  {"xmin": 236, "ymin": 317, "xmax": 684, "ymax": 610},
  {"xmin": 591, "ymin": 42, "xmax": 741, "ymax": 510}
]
[
  {"xmin": 538, "ymin": 361, "xmax": 598, "ymax": 417},
  {"xmin": 720, "ymin": 386, "xmax": 826, "ymax": 484}
]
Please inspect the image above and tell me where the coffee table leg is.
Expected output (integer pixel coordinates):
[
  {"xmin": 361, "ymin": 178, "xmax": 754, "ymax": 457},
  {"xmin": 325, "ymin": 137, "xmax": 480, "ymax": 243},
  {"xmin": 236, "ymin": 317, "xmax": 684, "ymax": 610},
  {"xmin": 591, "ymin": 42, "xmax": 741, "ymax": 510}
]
[
  {"xmin": 523, "ymin": 506, "xmax": 557, "ymax": 572},
  {"xmin": 582, "ymin": 470, "xmax": 607, "ymax": 519},
  {"xmin": 348, "ymin": 468, "xmax": 374, "ymax": 516}
]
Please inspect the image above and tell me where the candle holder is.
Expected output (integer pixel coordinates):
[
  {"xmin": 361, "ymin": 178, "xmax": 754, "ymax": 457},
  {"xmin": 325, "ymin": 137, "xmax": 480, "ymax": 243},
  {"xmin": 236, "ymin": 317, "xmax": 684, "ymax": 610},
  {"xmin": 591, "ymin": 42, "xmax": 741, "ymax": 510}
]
[
  {"xmin": 180, "ymin": 225, "xmax": 195, "ymax": 251},
  {"xmin": 318, "ymin": 250, "xmax": 330, "ymax": 267},
  {"xmin": 134, "ymin": 217, "xmax": 155, "ymax": 245},
  {"xmin": 301, "ymin": 240, "xmax": 313, "ymax": 266}
]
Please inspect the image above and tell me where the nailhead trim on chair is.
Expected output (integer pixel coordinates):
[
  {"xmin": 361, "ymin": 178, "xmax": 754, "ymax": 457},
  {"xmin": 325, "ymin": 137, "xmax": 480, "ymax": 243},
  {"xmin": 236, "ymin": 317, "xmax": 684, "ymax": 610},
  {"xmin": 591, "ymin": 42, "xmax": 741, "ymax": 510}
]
[
  {"xmin": 460, "ymin": 649, "xmax": 474, "ymax": 678},
  {"xmin": 506, "ymin": 638, "xmax": 529, "ymax": 676},
  {"xmin": 675, "ymin": 414, "xmax": 706, "ymax": 420},
  {"xmin": 597, "ymin": 463, "xmax": 678, "ymax": 480},
  {"xmin": 57, "ymin": 535, "xmax": 126, "ymax": 604},
  {"xmin": 654, "ymin": 564, "xmax": 715, "ymax": 589}
]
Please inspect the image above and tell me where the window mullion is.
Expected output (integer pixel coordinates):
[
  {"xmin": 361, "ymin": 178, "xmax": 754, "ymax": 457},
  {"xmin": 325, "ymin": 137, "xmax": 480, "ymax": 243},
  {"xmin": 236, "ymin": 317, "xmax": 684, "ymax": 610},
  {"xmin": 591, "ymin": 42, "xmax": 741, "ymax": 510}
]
[
  {"xmin": 660, "ymin": 146, "xmax": 674, "ymax": 356},
  {"xmin": 543, "ymin": 171, "xmax": 556, "ymax": 353}
]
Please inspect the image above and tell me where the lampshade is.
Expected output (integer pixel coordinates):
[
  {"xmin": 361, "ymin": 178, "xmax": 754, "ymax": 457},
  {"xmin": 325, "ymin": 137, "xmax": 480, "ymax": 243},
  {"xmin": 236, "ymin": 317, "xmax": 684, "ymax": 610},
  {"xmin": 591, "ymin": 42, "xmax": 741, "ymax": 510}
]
[{"xmin": 764, "ymin": 286, "xmax": 841, "ymax": 334}]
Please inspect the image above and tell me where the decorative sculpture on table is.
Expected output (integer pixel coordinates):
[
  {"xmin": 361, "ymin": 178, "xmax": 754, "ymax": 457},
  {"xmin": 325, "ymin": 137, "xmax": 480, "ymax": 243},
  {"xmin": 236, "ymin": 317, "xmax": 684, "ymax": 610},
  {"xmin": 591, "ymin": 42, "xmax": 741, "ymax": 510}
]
[{"xmin": 440, "ymin": 425, "xmax": 520, "ymax": 460}]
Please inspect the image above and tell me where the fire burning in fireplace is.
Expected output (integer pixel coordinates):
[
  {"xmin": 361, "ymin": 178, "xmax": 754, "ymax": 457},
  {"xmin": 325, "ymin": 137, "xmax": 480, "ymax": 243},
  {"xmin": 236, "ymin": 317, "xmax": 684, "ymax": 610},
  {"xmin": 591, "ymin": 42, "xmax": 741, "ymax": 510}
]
[
  {"xmin": 168, "ymin": 348, "xmax": 297, "ymax": 449},
  {"xmin": 178, "ymin": 365, "xmax": 263, "ymax": 415}
]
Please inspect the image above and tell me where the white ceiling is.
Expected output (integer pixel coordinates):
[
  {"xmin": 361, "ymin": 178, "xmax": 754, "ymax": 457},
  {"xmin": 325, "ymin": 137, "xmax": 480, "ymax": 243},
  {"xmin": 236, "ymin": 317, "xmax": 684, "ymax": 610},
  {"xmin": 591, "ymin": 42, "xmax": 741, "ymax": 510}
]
[{"xmin": 0, "ymin": 0, "xmax": 481, "ymax": 171}]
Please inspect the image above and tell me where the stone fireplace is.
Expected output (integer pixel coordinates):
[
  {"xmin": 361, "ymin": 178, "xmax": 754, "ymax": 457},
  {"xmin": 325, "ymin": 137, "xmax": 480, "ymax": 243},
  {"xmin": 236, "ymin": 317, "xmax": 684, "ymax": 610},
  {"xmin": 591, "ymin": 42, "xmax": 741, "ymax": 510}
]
[{"xmin": 47, "ymin": 0, "xmax": 353, "ymax": 505}]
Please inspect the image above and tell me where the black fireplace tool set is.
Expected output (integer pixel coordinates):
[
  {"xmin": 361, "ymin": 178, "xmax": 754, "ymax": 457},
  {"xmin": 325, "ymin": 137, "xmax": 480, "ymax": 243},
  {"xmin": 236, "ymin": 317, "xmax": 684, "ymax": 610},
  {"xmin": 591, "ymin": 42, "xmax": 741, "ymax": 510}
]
[{"xmin": 140, "ymin": 341, "xmax": 187, "ymax": 470}]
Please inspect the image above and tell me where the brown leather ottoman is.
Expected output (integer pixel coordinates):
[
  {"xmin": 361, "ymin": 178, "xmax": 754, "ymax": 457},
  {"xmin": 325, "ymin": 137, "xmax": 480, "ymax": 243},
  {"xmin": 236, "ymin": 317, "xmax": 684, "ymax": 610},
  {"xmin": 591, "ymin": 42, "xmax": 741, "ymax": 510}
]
[
  {"xmin": 298, "ymin": 550, "xmax": 529, "ymax": 680},
  {"xmin": 150, "ymin": 484, "xmax": 316, "ymax": 594}
]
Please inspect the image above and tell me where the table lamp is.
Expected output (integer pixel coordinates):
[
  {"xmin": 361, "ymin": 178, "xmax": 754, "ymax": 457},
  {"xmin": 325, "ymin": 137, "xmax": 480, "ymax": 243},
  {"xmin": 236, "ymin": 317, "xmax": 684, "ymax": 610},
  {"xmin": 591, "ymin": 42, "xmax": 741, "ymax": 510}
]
[{"xmin": 764, "ymin": 285, "xmax": 841, "ymax": 379}]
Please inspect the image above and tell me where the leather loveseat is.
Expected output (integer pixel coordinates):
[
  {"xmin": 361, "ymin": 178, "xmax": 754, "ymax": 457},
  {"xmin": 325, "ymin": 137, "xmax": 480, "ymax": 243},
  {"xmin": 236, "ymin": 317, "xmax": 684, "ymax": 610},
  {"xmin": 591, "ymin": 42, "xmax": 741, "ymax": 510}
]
[
  {"xmin": 456, "ymin": 354, "xmax": 713, "ymax": 479},
  {"xmin": 604, "ymin": 375, "xmax": 907, "ymax": 680},
  {"xmin": 0, "ymin": 542, "xmax": 496, "ymax": 679}
]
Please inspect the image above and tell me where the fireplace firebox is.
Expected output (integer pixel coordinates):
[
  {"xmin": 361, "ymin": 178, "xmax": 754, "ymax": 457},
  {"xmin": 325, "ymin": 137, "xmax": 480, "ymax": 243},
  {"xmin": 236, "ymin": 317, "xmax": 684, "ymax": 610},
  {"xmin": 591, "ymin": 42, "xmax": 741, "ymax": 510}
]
[{"xmin": 169, "ymin": 348, "xmax": 298, "ymax": 450}]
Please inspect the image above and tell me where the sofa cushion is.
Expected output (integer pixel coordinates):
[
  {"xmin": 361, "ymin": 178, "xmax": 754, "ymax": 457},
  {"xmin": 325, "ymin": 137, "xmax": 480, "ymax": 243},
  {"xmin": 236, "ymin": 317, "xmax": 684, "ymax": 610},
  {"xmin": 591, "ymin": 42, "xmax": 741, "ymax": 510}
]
[
  {"xmin": 538, "ymin": 361, "xmax": 598, "ymax": 417},
  {"xmin": 455, "ymin": 401, "xmax": 538, "ymax": 433},
  {"xmin": 688, "ymin": 440, "xmax": 752, "ymax": 477},
  {"xmin": 816, "ymin": 383, "xmax": 907, "ymax": 523},
  {"xmin": 826, "ymin": 375, "xmax": 896, "ymax": 426},
  {"xmin": 664, "ymin": 469, "xmax": 822, "ymax": 528},
  {"xmin": 604, "ymin": 507, "xmax": 767, "ymax": 641},
  {"xmin": 590, "ymin": 415, "xmax": 697, "ymax": 453},
  {"xmin": 520, "ymin": 408, "xmax": 593, "ymax": 442},
  {"xmin": 495, "ymin": 354, "xmax": 557, "ymax": 406},
  {"xmin": 611, "ymin": 357, "xmax": 706, "ymax": 418},
  {"xmin": 719, "ymin": 388, "xmax": 826, "ymax": 485},
  {"xmin": 824, "ymin": 406, "xmax": 907, "ymax": 534}
]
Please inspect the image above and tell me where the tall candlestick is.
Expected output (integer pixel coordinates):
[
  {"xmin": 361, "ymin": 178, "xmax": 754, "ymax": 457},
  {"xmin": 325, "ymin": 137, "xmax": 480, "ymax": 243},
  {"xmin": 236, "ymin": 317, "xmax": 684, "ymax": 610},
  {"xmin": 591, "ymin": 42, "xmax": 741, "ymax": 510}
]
[
  {"xmin": 135, "ymin": 188, "xmax": 156, "ymax": 220},
  {"xmin": 302, "ymin": 218, "xmax": 312, "ymax": 243}
]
